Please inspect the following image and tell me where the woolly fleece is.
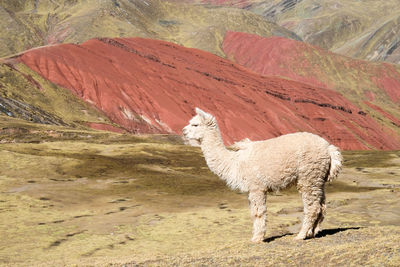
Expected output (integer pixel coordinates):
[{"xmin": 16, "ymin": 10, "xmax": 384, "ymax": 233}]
[{"xmin": 183, "ymin": 108, "xmax": 342, "ymax": 241}]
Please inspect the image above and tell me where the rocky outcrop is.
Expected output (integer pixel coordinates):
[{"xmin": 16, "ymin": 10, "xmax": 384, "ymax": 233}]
[{"xmin": 0, "ymin": 96, "xmax": 66, "ymax": 126}]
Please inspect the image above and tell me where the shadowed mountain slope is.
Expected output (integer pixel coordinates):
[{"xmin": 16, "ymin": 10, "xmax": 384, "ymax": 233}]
[
  {"xmin": 0, "ymin": 0, "xmax": 298, "ymax": 58},
  {"xmin": 16, "ymin": 37, "xmax": 400, "ymax": 150},
  {"xmin": 0, "ymin": 59, "xmax": 118, "ymax": 131},
  {"xmin": 223, "ymin": 31, "xmax": 400, "ymax": 134}
]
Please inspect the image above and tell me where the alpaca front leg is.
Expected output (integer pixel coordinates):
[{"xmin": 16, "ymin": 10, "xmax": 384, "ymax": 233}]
[{"xmin": 248, "ymin": 190, "xmax": 267, "ymax": 243}]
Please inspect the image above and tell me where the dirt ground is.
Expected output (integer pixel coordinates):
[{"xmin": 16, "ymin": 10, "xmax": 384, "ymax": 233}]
[{"xmin": 0, "ymin": 116, "xmax": 399, "ymax": 266}]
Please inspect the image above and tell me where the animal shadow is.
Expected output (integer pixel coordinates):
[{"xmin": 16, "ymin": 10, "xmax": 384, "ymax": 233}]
[
  {"xmin": 263, "ymin": 226, "xmax": 362, "ymax": 242},
  {"xmin": 263, "ymin": 233, "xmax": 294, "ymax": 243},
  {"xmin": 315, "ymin": 226, "xmax": 362, "ymax": 238}
]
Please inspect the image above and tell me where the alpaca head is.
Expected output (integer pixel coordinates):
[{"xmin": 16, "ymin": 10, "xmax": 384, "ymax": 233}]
[{"xmin": 182, "ymin": 107, "xmax": 217, "ymax": 146}]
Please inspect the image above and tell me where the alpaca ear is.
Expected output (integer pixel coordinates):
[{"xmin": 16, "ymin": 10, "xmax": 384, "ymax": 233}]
[
  {"xmin": 195, "ymin": 107, "xmax": 211, "ymax": 120},
  {"xmin": 195, "ymin": 107, "xmax": 216, "ymax": 126},
  {"xmin": 195, "ymin": 107, "xmax": 205, "ymax": 116}
]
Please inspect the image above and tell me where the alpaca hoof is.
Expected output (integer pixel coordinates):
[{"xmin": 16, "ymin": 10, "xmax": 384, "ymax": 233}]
[
  {"xmin": 294, "ymin": 234, "xmax": 306, "ymax": 240},
  {"xmin": 314, "ymin": 226, "xmax": 321, "ymax": 235},
  {"xmin": 251, "ymin": 235, "xmax": 264, "ymax": 243},
  {"xmin": 306, "ymin": 229, "xmax": 315, "ymax": 239}
]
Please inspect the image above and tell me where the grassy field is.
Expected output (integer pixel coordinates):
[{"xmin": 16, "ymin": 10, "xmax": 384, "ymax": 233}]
[{"xmin": 0, "ymin": 115, "xmax": 399, "ymax": 266}]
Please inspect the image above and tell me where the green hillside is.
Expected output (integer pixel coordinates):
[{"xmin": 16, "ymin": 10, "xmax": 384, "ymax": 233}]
[{"xmin": 0, "ymin": 0, "xmax": 299, "ymax": 58}]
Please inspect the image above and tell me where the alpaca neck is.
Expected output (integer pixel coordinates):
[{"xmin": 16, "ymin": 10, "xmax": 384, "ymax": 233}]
[{"xmin": 200, "ymin": 126, "xmax": 236, "ymax": 180}]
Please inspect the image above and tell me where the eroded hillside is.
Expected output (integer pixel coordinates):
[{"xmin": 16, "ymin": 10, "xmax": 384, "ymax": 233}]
[{"xmin": 13, "ymin": 36, "xmax": 400, "ymax": 150}]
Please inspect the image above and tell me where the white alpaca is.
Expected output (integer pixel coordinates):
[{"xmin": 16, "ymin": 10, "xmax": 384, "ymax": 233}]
[{"xmin": 182, "ymin": 108, "xmax": 342, "ymax": 242}]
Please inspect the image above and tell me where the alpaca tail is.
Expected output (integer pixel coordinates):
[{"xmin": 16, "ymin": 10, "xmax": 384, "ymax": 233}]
[{"xmin": 327, "ymin": 144, "xmax": 343, "ymax": 182}]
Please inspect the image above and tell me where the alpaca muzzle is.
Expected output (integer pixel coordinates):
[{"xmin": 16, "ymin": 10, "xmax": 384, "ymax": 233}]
[{"xmin": 181, "ymin": 127, "xmax": 191, "ymax": 145}]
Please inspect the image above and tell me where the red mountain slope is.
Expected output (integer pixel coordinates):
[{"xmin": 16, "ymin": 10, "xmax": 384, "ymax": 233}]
[
  {"xmin": 223, "ymin": 31, "xmax": 400, "ymax": 137},
  {"xmin": 223, "ymin": 31, "xmax": 400, "ymax": 105},
  {"xmin": 19, "ymin": 37, "xmax": 400, "ymax": 150}
]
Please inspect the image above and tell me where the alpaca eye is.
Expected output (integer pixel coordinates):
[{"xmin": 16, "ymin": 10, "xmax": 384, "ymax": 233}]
[{"xmin": 192, "ymin": 124, "xmax": 199, "ymax": 127}]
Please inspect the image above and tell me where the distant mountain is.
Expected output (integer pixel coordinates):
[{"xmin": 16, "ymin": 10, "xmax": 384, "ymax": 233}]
[
  {"xmin": 0, "ymin": 0, "xmax": 299, "ymax": 58},
  {"xmin": 10, "ymin": 36, "xmax": 400, "ymax": 150},
  {"xmin": 179, "ymin": 0, "xmax": 400, "ymax": 64},
  {"xmin": 2, "ymin": 0, "xmax": 398, "ymax": 63},
  {"xmin": 335, "ymin": 14, "xmax": 400, "ymax": 64},
  {"xmin": 252, "ymin": 0, "xmax": 400, "ymax": 65}
]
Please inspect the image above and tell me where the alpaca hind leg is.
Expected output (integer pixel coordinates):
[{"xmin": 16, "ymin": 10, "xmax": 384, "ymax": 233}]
[
  {"xmin": 314, "ymin": 193, "xmax": 326, "ymax": 235},
  {"xmin": 295, "ymin": 189, "xmax": 324, "ymax": 240},
  {"xmin": 248, "ymin": 190, "xmax": 267, "ymax": 243}
]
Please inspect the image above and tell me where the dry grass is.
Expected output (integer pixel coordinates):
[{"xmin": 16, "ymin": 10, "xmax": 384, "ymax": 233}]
[{"xmin": 0, "ymin": 116, "xmax": 399, "ymax": 266}]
